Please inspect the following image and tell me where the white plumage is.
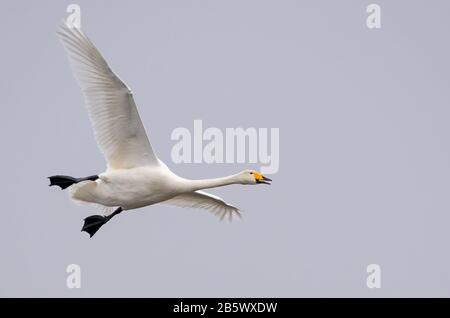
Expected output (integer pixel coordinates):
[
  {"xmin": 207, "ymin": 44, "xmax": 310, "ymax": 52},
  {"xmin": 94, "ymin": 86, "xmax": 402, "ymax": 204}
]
[
  {"xmin": 57, "ymin": 24, "xmax": 157, "ymax": 170},
  {"xmin": 52, "ymin": 21, "xmax": 271, "ymax": 235}
]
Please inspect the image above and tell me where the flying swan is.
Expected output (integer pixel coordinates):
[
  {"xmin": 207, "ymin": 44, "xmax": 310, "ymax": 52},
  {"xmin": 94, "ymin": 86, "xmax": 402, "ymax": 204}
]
[{"xmin": 49, "ymin": 21, "xmax": 272, "ymax": 237}]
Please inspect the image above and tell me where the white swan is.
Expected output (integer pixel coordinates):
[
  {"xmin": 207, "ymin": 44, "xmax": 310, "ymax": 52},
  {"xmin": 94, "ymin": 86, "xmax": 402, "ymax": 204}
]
[{"xmin": 49, "ymin": 22, "xmax": 272, "ymax": 237}]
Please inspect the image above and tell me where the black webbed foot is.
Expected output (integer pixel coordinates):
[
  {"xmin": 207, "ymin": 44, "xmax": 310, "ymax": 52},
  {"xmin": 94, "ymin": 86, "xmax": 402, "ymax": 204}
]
[
  {"xmin": 81, "ymin": 207, "xmax": 123, "ymax": 238},
  {"xmin": 48, "ymin": 175, "xmax": 99, "ymax": 190}
]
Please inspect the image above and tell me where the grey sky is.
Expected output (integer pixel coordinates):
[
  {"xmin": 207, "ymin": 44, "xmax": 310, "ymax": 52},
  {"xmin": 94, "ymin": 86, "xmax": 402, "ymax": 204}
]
[{"xmin": 1, "ymin": 0, "xmax": 450, "ymax": 297}]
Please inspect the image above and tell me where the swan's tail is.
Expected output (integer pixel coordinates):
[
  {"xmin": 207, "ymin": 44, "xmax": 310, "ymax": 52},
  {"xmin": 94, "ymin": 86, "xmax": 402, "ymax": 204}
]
[
  {"xmin": 48, "ymin": 175, "xmax": 99, "ymax": 190},
  {"xmin": 68, "ymin": 180, "xmax": 117, "ymax": 216}
]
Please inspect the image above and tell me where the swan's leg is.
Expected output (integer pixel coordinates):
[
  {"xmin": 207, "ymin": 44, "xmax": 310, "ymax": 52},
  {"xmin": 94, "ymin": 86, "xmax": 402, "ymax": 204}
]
[
  {"xmin": 81, "ymin": 207, "xmax": 123, "ymax": 238},
  {"xmin": 48, "ymin": 175, "xmax": 99, "ymax": 190}
]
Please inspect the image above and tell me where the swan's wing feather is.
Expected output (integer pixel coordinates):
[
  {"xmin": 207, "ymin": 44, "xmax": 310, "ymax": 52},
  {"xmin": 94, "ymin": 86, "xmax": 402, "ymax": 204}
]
[
  {"xmin": 163, "ymin": 191, "xmax": 241, "ymax": 221},
  {"xmin": 57, "ymin": 23, "xmax": 158, "ymax": 169}
]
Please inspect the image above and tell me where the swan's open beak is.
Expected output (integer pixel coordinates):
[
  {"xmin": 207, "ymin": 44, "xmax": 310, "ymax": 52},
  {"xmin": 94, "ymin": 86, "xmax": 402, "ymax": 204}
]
[{"xmin": 255, "ymin": 173, "xmax": 272, "ymax": 185}]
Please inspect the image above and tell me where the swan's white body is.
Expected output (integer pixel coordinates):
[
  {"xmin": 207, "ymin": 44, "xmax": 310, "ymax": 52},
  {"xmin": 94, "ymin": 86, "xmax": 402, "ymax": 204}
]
[
  {"xmin": 71, "ymin": 164, "xmax": 183, "ymax": 211},
  {"xmin": 56, "ymin": 22, "xmax": 270, "ymax": 221}
]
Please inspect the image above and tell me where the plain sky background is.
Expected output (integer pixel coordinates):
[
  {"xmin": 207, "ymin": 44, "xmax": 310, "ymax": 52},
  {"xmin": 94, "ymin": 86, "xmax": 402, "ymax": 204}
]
[{"xmin": 1, "ymin": 0, "xmax": 450, "ymax": 297}]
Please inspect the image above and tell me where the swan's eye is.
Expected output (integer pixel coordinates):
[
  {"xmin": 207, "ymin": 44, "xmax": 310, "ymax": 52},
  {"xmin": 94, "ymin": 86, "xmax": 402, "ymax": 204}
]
[{"xmin": 249, "ymin": 172, "xmax": 253, "ymax": 175}]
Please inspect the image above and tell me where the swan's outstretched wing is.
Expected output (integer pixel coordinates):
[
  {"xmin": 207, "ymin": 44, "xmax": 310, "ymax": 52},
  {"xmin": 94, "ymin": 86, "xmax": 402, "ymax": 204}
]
[
  {"xmin": 163, "ymin": 191, "xmax": 241, "ymax": 221},
  {"xmin": 57, "ymin": 23, "xmax": 158, "ymax": 170}
]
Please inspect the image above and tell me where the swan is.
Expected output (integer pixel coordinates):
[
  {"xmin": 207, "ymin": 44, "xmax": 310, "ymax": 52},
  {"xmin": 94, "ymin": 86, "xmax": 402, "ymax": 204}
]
[{"xmin": 49, "ymin": 21, "xmax": 272, "ymax": 238}]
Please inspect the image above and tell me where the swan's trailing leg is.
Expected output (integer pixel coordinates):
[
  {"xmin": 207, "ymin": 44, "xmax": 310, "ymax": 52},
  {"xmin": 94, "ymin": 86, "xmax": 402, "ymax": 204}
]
[
  {"xmin": 81, "ymin": 207, "xmax": 123, "ymax": 238},
  {"xmin": 48, "ymin": 175, "xmax": 99, "ymax": 190}
]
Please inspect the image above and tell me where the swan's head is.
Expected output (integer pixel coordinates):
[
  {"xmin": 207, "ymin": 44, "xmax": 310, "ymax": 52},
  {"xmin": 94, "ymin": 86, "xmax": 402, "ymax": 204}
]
[{"xmin": 237, "ymin": 170, "xmax": 272, "ymax": 185}]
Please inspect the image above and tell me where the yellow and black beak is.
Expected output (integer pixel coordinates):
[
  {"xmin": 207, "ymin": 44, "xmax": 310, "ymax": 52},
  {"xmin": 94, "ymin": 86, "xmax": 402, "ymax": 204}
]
[{"xmin": 254, "ymin": 172, "xmax": 272, "ymax": 185}]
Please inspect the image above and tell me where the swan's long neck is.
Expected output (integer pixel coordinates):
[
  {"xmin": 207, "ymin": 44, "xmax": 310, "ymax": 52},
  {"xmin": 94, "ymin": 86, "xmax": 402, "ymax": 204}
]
[{"xmin": 186, "ymin": 174, "xmax": 240, "ymax": 192}]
